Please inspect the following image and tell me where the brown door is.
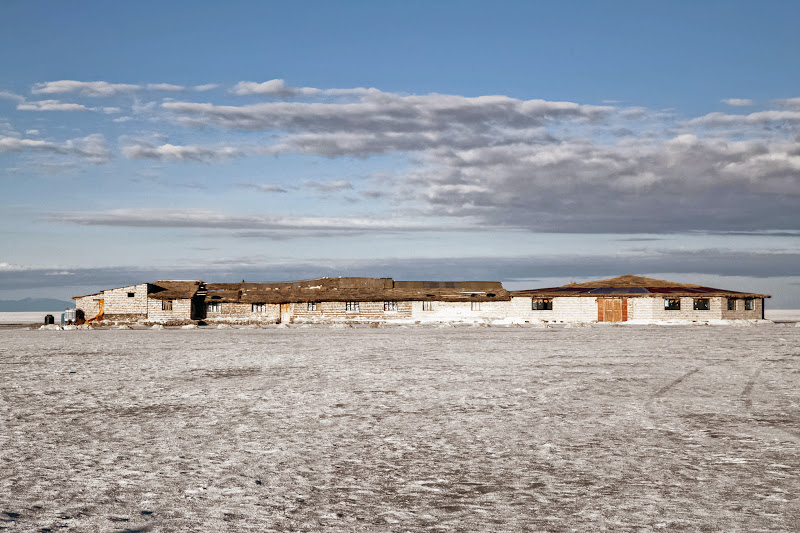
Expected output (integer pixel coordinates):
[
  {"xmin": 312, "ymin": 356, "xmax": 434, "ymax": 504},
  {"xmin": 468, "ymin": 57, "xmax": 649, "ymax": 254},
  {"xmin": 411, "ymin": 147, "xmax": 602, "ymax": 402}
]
[
  {"xmin": 279, "ymin": 303, "xmax": 290, "ymax": 323},
  {"xmin": 597, "ymin": 298, "xmax": 628, "ymax": 322}
]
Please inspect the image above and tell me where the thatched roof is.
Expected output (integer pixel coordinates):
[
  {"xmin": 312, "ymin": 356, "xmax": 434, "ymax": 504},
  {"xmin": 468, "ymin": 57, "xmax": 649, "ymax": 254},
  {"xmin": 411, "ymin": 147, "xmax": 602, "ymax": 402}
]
[
  {"xmin": 147, "ymin": 280, "xmax": 203, "ymax": 300},
  {"xmin": 204, "ymin": 279, "xmax": 510, "ymax": 304},
  {"xmin": 511, "ymin": 274, "xmax": 770, "ymax": 299}
]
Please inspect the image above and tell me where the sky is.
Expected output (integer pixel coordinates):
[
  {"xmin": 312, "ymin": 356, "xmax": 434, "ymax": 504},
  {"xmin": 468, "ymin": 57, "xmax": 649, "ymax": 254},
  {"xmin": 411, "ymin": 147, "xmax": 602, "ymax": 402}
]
[{"xmin": 1, "ymin": 0, "xmax": 799, "ymax": 307}]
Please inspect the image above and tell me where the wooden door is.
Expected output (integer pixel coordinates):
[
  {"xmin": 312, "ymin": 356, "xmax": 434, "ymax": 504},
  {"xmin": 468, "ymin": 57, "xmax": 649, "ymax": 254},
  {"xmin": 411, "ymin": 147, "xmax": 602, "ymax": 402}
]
[
  {"xmin": 597, "ymin": 298, "xmax": 628, "ymax": 322},
  {"xmin": 279, "ymin": 303, "xmax": 290, "ymax": 323}
]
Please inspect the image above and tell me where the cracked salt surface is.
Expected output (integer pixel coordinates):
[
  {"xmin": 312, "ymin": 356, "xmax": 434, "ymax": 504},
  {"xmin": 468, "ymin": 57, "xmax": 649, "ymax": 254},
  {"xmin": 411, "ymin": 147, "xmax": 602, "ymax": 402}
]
[{"xmin": 0, "ymin": 325, "xmax": 799, "ymax": 531}]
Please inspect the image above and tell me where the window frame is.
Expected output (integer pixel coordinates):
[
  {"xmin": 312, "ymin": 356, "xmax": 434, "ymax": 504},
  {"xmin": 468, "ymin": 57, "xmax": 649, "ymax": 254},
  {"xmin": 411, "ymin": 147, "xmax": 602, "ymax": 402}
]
[
  {"xmin": 744, "ymin": 298, "xmax": 754, "ymax": 311},
  {"xmin": 127, "ymin": 292, "xmax": 135, "ymax": 298},
  {"xmin": 307, "ymin": 301, "xmax": 318, "ymax": 311},
  {"xmin": 471, "ymin": 301, "xmax": 482, "ymax": 311},
  {"xmin": 728, "ymin": 298, "xmax": 737, "ymax": 311},
  {"xmin": 384, "ymin": 300, "xmax": 398, "ymax": 312},
  {"xmin": 422, "ymin": 301, "xmax": 433, "ymax": 311},
  {"xmin": 532, "ymin": 298, "xmax": 553, "ymax": 311},
  {"xmin": 252, "ymin": 303, "xmax": 266, "ymax": 314},
  {"xmin": 693, "ymin": 298, "xmax": 710, "ymax": 311},
  {"xmin": 208, "ymin": 302, "xmax": 221, "ymax": 313},
  {"xmin": 664, "ymin": 298, "xmax": 681, "ymax": 311},
  {"xmin": 162, "ymin": 300, "xmax": 173, "ymax": 311},
  {"xmin": 345, "ymin": 301, "xmax": 360, "ymax": 312}
]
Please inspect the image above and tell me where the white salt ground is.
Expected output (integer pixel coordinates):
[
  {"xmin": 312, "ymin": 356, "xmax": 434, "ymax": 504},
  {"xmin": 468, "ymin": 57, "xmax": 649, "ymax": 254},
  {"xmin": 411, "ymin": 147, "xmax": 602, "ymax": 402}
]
[{"xmin": 1, "ymin": 326, "xmax": 798, "ymax": 531}]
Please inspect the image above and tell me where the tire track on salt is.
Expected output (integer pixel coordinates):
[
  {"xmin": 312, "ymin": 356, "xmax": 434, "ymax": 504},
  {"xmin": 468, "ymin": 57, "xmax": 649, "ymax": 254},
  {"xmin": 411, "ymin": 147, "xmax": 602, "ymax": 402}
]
[{"xmin": 740, "ymin": 363, "xmax": 800, "ymax": 442}]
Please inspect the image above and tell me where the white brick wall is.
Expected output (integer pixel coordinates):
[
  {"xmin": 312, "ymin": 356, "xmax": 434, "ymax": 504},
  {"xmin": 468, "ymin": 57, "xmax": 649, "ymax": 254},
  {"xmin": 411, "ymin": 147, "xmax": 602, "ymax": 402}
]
[
  {"xmin": 146, "ymin": 298, "xmax": 193, "ymax": 323},
  {"xmin": 409, "ymin": 300, "xmax": 509, "ymax": 322},
  {"xmin": 292, "ymin": 301, "xmax": 413, "ymax": 322},
  {"xmin": 204, "ymin": 302, "xmax": 280, "ymax": 323},
  {"xmin": 507, "ymin": 296, "xmax": 598, "ymax": 323},
  {"xmin": 74, "ymin": 295, "xmax": 102, "ymax": 319},
  {"xmin": 720, "ymin": 297, "xmax": 764, "ymax": 320},
  {"xmin": 629, "ymin": 297, "xmax": 724, "ymax": 321},
  {"xmin": 102, "ymin": 284, "xmax": 148, "ymax": 318}
]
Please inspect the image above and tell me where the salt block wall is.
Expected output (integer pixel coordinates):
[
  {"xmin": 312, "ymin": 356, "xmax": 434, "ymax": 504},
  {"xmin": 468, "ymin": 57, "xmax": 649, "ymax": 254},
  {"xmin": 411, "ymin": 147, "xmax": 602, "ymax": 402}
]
[
  {"xmin": 205, "ymin": 302, "xmax": 280, "ymax": 322},
  {"xmin": 629, "ymin": 297, "xmax": 724, "ymax": 321},
  {"xmin": 146, "ymin": 298, "xmax": 192, "ymax": 322},
  {"xmin": 74, "ymin": 295, "xmax": 101, "ymax": 318},
  {"xmin": 102, "ymin": 284, "xmax": 148, "ymax": 318},
  {"xmin": 292, "ymin": 301, "xmax": 413, "ymax": 321},
  {"xmin": 721, "ymin": 297, "xmax": 763, "ymax": 320},
  {"xmin": 507, "ymin": 297, "xmax": 598, "ymax": 322},
  {"xmin": 409, "ymin": 300, "xmax": 509, "ymax": 321}
]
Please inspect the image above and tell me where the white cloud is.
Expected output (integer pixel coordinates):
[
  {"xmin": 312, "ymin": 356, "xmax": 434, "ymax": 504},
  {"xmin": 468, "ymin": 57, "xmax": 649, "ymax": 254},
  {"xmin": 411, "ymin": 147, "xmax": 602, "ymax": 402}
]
[
  {"xmin": 146, "ymin": 83, "xmax": 185, "ymax": 91},
  {"xmin": 49, "ymin": 208, "xmax": 449, "ymax": 233},
  {"xmin": 17, "ymin": 99, "xmax": 90, "ymax": 112},
  {"xmin": 240, "ymin": 183, "xmax": 289, "ymax": 193},
  {"xmin": 0, "ymin": 91, "xmax": 25, "ymax": 103},
  {"xmin": 775, "ymin": 97, "xmax": 800, "ymax": 109},
  {"xmin": 231, "ymin": 79, "xmax": 380, "ymax": 97},
  {"xmin": 407, "ymin": 135, "xmax": 800, "ymax": 233},
  {"xmin": 0, "ymin": 133, "xmax": 110, "ymax": 163},
  {"xmin": 162, "ymin": 90, "xmax": 610, "ymax": 148},
  {"xmin": 722, "ymin": 98, "xmax": 754, "ymax": 107},
  {"xmin": 121, "ymin": 139, "xmax": 243, "ymax": 162},
  {"xmin": 304, "ymin": 180, "xmax": 353, "ymax": 193},
  {"xmin": 0, "ymin": 261, "xmax": 30, "ymax": 271},
  {"xmin": 687, "ymin": 110, "xmax": 800, "ymax": 127},
  {"xmin": 193, "ymin": 84, "xmax": 219, "ymax": 92},
  {"xmin": 31, "ymin": 80, "xmax": 199, "ymax": 97},
  {"xmin": 25, "ymin": 129, "xmax": 39, "ymax": 135},
  {"xmin": 32, "ymin": 80, "xmax": 141, "ymax": 97},
  {"xmin": 102, "ymin": 107, "xmax": 122, "ymax": 114}
]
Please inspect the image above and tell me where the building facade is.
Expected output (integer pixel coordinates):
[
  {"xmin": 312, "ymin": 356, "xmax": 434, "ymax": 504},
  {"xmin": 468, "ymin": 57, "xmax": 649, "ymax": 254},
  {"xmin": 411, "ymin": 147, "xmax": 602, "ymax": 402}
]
[{"xmin": 72, "ymin": 275, "xmax": 770, "ymax": 325}]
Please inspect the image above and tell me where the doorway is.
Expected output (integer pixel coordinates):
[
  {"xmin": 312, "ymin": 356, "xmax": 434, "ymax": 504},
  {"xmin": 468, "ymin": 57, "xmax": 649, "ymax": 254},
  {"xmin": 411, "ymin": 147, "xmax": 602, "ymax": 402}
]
[
  {"xmin": 597, "ymin": 298, "xmax": 627, "ymax": 322},
  {"xmin": 280, "ymin": 303, "xmax": 290, "ymax": 323}
]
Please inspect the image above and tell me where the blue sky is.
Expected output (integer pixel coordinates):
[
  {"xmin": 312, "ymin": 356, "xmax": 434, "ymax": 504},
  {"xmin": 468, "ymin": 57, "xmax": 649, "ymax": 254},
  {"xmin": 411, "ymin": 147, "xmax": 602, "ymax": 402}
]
[{"xmin": 1, "ymin": 0, "xmax": 799, "ymax": 307}]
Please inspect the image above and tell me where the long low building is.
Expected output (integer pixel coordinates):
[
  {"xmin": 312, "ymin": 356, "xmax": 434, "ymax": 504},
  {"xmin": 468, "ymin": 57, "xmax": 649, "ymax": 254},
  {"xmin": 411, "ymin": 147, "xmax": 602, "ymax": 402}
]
[{"xmin": 72, "ymin": 274, "xmax": 770, "ymax": 325}]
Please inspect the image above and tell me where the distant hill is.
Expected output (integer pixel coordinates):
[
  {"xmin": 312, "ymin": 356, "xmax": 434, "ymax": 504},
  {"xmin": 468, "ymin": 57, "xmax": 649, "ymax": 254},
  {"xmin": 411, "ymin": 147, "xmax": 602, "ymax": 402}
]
[{"xmin": 0, "ymin": 298, "xmax": 73, "ymax": 312}]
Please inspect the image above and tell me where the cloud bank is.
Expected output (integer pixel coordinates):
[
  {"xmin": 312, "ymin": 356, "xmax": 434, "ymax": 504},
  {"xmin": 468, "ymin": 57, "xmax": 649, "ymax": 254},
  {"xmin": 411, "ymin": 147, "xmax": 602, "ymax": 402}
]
[{"xmin": 4, "ymin": 79, "xmax": 800, "ymax": 234}]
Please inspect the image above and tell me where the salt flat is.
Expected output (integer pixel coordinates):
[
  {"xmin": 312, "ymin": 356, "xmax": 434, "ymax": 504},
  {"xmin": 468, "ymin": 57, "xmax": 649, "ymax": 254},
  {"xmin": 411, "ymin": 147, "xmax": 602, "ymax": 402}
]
[
  {"xmin": 0, "ymin": 312, "xmax": 65, "ymax": 325},
  {"xmin": 1, "ymin": 326, "xmax": 798, "ymax": 531}
]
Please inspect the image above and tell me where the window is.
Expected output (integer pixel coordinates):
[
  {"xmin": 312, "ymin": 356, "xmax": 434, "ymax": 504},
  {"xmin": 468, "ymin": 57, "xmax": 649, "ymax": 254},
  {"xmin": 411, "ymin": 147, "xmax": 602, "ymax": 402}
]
[
  {"xmin": 532, "ymin": 298, "xmax": 553, "ymax": 310},
  {"xmin": 745, "ymin": 298, "xmax": 754, "ymax": 311},
  {"xmin": 127, "ymin": 292, "xmax": 135, "ymax": 298},
  {"xmin": 208, "ymin": 302, "xmax": 221, "ymax": 313},
  {"xmin": 471, "ymin": 301, "xmax": 482, "ymax": 311},
  {"xmin": 384, "ymin": 300, "xmax": 398, "ymax": 312},
  {"xmin": 664, "ymin": 299, "xmax": 681, "ymax": 311},
  {"xmin": 345, "ymin": 301, "xmax": 360, "ymax": 312},
  {"xmin": 422, "ymin": 301, "xmax": 433, "ymax": 311},
  {"xmin": 162, "ymin": 300, "xmax": 173, "ymax": 311},
  {"xmin": 307, "ymin": 301, "xmax": 318, "ymax": 311},
  {"xmin": 252, "ymin": 303, "xmax": 266, "ymax": 313},
  {"xmin": 693, "ymin": 298, "xmax": 710, "ymax": 311},
  {"xmin": 728, "ymin": 298, "xmax": 737, "ymax": 311}
]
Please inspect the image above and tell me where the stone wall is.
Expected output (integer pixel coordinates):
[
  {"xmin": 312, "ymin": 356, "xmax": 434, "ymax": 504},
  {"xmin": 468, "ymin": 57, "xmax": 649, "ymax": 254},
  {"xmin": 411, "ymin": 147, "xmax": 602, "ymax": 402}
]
[
  {"xmin": 409, "ymin": 300, "xmax": 509, "ymax": 322},
  {"xmin": 720, "ymin": 297, "xmax": 764, "ymax": 320},
  {"xmin": 507, "ymin": 296, "xmax": 598, "ymax": 323},
  {"xmin": 74, "ymin": 295, "xmax": 102, "ymax": 319},
  {"xmin": 102, "ymin": 284, "xmax": 148, "ymax": 319},
  {"xmin": 629, "ymin": 297, "xmax": 724, "ymax": 321},
  {"xmin": 291, "ymin": 300, "xmax": 413, "ymax": 322},
  {"xmin": 204, "ymin": 302, "xmax": 280, "ymax": 323},
  {"xmin": 146, "ymin": 298, "xmax": 193, "ymax": 323}
]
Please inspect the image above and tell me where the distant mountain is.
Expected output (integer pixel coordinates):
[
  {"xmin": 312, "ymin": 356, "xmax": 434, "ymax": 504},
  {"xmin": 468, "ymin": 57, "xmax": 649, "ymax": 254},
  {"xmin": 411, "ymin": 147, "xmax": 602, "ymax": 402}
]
[{"xmin": 0, "ymin": 298, "xmax": 73, "ymax": 312}]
